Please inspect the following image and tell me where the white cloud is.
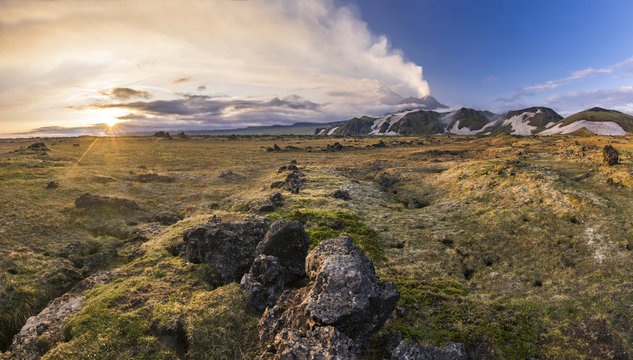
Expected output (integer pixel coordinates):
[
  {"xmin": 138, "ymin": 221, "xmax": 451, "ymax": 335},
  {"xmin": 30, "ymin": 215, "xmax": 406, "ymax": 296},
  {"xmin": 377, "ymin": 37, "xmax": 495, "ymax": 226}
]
[
  {"xmin": 0, "ymin": 0, "xmax": 431, "ymax": 135},
  {"xmin": 544, "ymin": 86, "xmax": 633, "ymax": 115}
]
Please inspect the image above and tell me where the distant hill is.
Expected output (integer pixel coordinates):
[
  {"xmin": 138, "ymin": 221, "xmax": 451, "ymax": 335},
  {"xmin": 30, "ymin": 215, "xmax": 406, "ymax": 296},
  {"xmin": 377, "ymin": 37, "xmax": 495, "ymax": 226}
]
[
  {"xmin": 317, "ymin": 107, "xmax": 499, "ymax": 136},
  {"xmin": 539, "ymin": 107, "xmax": 633, "ymax": 136},
  {"xmin": 186, "ymin": 121, "xmax": 343, "ymax": 136},
  {"xmin": 492, "ymin": 107, "xmax": 563, "ymax": 136}
]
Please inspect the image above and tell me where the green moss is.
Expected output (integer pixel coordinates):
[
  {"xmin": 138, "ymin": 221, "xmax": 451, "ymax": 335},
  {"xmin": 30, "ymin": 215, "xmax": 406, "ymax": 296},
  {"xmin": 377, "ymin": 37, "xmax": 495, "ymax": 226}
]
[
  {"xmin": 274, "ymin": 209, "xmax": 386, "ymax": 262},
  {"xmin": 388, "ymin": 279, "xmax": 540, "ymax": 359}
]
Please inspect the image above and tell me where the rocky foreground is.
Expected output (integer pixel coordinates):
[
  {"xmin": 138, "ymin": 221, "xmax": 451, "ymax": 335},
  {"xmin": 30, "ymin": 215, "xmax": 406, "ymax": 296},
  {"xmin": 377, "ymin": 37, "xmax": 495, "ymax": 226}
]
[{"xmin": 8, "ymin": 215, "xmax": 467, "ymax": 359}]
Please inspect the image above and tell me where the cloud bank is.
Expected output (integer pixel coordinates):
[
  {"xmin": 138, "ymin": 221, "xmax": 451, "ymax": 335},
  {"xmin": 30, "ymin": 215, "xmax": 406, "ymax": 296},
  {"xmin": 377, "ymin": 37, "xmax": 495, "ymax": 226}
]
[{"xmin": 0, "ymin": 0, "xmax": 431, "ymax": 136}]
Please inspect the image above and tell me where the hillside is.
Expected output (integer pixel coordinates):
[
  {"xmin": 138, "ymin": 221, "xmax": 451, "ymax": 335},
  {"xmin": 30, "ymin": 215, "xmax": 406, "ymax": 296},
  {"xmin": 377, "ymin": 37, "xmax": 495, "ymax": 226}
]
[
  {"xmin": 493, "ymin": 107, "xmax": 563, "ymax": 135},
  {"xmin": 540, "ymin": 107, "xmax": 633, "ymax": 136}
]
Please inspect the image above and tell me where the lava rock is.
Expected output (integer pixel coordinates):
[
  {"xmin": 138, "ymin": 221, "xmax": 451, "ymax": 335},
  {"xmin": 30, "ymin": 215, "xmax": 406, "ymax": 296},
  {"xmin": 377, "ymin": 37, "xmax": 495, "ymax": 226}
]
[
  {"xmin": 181, "ymin": 216, "xmax": 270, "ymax": 287},
  {"xmin": 269, "ymin": 192, "xmax": 283, "ymax": 207},
  {"xmin": 153, "ymin": 211, "xmax": 181, "ymax": 225},
  {"xmin": 27, "ymin": 142, "xmax": 50, "ymax": 151},
  {"xmin": 376, "ymin": 173, "xmax": 399, "ymax": 187},
  {"xmin": 258, "ymin": 237, "xmax": 399, "ymax": 358},
  {"xmin": 45, "ymin": 181, "xmax": 59, "ymax": 189},
  {"xmin": 74, "ymin": 193, "xmax": 140, "ymax": 211},
  {"xmin": 332, "ymin": 189, "xmax": 351, "ymax": 200},
  {"xmin": 603, "ymin": 145, "xmax": 619, "ymax": 166},
  {"xmin": 241, "ymin": 220, "xmax": 310, "ymax": 311},
  {"xmin": 391, "ymin": 339, "xmax": 466, "ymax": 360},
  {"xmin": 326, "ymin": 142, "xmax": 344, "ymax": 152},
  {"xmin": 134, "ymin": 173, "xmax": 176, "ymax": 183}
]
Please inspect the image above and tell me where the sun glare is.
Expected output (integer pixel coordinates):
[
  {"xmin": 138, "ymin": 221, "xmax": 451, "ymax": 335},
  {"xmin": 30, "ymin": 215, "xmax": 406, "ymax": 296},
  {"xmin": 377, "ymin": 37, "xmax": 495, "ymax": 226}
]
[{"xmin": 80, "ymin": 108, "xmax": 129, "ymax": 129}]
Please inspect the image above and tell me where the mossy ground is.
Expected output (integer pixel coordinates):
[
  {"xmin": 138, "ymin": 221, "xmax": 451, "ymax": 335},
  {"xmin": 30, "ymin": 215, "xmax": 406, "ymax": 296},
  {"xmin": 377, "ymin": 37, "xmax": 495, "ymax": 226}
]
[{"xmin": 2, "ymin": 134, "xmax": 633, "ymax": 358}]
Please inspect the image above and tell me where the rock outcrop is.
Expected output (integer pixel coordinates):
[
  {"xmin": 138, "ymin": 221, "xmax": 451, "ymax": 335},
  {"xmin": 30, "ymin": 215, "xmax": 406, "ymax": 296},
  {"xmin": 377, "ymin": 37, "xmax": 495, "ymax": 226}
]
[
  {"xmin": 74, "ymin": 193, "xmax": 140, "ymax": 211},
  {"xmin": 258, "ymin": 237, "xmax": 399, "ymax": 359},
  {"xmin": 240, "ymin": 220, "xmax": 310, "ymax": 312},
  {"xmin": 603, "ymin": 145, "xmax": 619, "ymax": 166},
  {"xmin": 391, "ymin": 339, "xmax": 466, "ymax": 360},
  {"xmin": 181, "ymin": 216, "xmax": 270, "ymax": 287},
  {"xmin": 9, "ymin": 272, "xmax": 115, "ymax": 360}
]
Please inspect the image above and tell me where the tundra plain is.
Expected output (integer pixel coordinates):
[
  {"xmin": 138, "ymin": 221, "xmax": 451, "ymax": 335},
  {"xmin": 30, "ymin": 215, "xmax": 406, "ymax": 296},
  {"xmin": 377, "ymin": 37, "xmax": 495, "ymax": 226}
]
[{"xmin": 2, "ymin": 134, "xmax": 633, "ymax": 359}]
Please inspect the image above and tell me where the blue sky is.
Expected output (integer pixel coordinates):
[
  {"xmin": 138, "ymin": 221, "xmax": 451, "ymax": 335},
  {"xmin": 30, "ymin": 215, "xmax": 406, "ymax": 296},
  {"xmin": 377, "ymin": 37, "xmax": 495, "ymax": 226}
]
[
  {"xmin": 1, "ymin": 0, "xmax": 632, "ymax": 136},
  {"xmin": 350, "ymin": 0, "xmax": 633, "ymax": 114}
]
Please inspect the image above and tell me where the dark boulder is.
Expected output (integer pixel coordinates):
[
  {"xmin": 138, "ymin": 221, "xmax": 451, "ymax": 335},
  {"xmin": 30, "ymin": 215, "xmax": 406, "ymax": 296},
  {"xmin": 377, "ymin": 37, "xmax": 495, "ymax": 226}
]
[
  {"xmin": 134, "ymin": 173, "xmax": 176, "ymax": 183},
  {"xmin": 269, "ymin": 192, "xmax": 283, "ymax": 207},
  {"xmin": 332, "ymin": 189, "xmax": 351, "ymax": 200},
  {"xmin": 603, "ymin": 145, "xmax": 619, "ymax": 166},
  {"xmin": 241, "ymin": 220, "xmax": 310, "ymax": 311},
  {"xmin": 181, "ymin": 216, "xmax": 270, "ymax": 287},
  {"xmin": 326, "ymin": 142, "xmax": 344, "ymax": 152},
  {"xmin": 152, "ymin": 211, "xmax": 181, "ymax": 225},
  {"xmin": 27, "ymin": 142, "xmax": 50, "ymax": 151},
  {"xmin": 74, "ymin": 193, "xmax": 140, "ymax": 211},
  {"xmin": 258, "ymin": 237, "xmax": 399, "ymax": 358},
  {"xmin": 376, "ymin": 173, "xmax": 399, "ymax": 187},
  {"xmin": 45, "ymin": 181, "xmax": 59, "ymax": 189},
  {"xmin": 391, "ymin": 339, "xmax": 466, "ymax": 360}
]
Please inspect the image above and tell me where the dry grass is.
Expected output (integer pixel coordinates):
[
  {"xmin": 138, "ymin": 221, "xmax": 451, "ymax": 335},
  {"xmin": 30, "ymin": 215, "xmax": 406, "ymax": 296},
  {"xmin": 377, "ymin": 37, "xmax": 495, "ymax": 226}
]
[{"xmin": 1, "ymin": 134, "xmax": 633, "ymax": 358}]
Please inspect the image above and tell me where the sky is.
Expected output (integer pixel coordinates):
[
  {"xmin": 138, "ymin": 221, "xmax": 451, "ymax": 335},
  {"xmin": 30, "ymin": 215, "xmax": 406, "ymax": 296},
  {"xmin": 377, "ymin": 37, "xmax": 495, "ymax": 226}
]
[{"xmin": 1, "ymin": 0, "xmax": 632, "ymax": 137}]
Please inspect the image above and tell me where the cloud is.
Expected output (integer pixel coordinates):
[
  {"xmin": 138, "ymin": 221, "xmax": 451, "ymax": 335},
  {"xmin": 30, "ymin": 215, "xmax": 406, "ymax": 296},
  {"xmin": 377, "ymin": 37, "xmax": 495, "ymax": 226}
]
[
  {"xmin": 614, "ymin": 56, "xmax": 633, "ymax": 78},
  {"xmin": 72, "ymin": 93, "xmax": 322, "ymax": 120},
  {"xmin": 197, "ymin": 85, "xmax": 206, "ymax": 91},
  {"xmin": 523, "ymin": 67, "xmax": 612, "ymax": 92},
  {"xmin": 0, "ymin": 0, "xmax": 432, "ymax": 136},
  {"xmin": 171, "ymin": 77, "xmax": 190, "ymax": 84},
  {"xmin": 101, "ymin": 87, "xmax": 151, "ymax": 100},
  {"xmin": 484, "ymin": 76, "xmax": 499, "ymax": 83},
  {"xmin": 499, "ymin": 55, "xmax": 633, "ymax": 105},
  {"xmin": 544, "ymin": 86, "xmax": 633, "ymax": 115}
]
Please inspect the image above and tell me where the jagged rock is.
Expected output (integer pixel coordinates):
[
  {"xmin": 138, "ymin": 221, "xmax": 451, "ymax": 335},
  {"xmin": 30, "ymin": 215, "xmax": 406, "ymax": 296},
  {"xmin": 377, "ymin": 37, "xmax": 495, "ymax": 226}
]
[
  {"xmin": 332, "ymin": 189, "xmax": 351, "ymax": 200},
  {"xmin": 391, "ymin": 339, "xmax": 466, "ymax": 360},
  {"xmin": 257, "ymin": 193, "xmax": 284, "ymax": 213},
  {"xmin": 152, "ymin": 211, "xmax": 181, "ymax": 225},
  {"xmin": 260, "ymin": 326, "xmax": 359, "ymax": 360},
  {"xmin": 241, "ymin": 220, "xmax": 310, "ymax": 311},
  {"xmin": 269, "ymin": 192, "xmax": 283, "ymax": 207},
  {"xmin": 181, "ymin": 216, "xmax": 270, "ymax": 287},
  {"xmin": 271, "ymin": 170, "xmax": 305, "ymax": 194},
  {"xmin": 45, "ymin": 181, "xmax": 59, "ymax": 189},
  {"xmin": 326, "ymin": 142, "xmax": 344, "ymax": 151},
  {"xmin": 134, "ymin": 173, "xmax": 176, "ymax": 183},
  {"xmin": 27, "ymin": 142, "xmax": 49, "ymax": 151},
  {"xmin": 376, "ymin": 173, "xmax": 399, "ymax": 188},
  {"xmin": 74, "ymin": 193, "xmax": 140, "ymax": 211},
  {"xmin": 9, "ymin": 272, "xmax": 115, "ymax": 360},
  {"xmin": 603, "ymin": 145, "xmax": 619, "ymax": 166},
  {"xmin": 258, "ymin": 237, "xmax": 399, "ymax": 359}
]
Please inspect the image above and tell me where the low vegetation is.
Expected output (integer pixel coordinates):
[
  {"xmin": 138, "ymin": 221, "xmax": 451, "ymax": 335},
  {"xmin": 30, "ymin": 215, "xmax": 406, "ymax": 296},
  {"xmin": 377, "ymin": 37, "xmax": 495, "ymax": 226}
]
[{"xmin": 2, "ymin": 134, "xmax": 633, "ymax": 358}]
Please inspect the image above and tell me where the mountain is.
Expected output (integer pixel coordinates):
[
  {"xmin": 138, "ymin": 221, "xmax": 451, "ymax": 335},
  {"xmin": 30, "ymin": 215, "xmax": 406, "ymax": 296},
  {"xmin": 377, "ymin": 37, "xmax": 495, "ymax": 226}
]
[
  {"xmin": 398, "ymin": 95, "xmax": 448, "ymax": 109},
  {"xmin": 539, "ymin": 107, "xmax": 633, "ymax": 136},
  {"xmin": 184, "ymin": 121, "xmax": 343, "ymax": 136},
  {"xmin": 440, "ymin": 107, "xmax": 499, "ymax": 135},
  {"xmin": 319, "ymin": 107, "xmax": 499, "ymax": 136},
  {"xmin": 492, "ymin": 107, "xmax": 563, "ymax": 136}
]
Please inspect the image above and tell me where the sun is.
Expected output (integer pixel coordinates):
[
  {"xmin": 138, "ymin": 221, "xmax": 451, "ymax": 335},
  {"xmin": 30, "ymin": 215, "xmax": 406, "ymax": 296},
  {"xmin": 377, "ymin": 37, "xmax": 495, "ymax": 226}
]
[
  {"xmin": 78, "ymin": 108, "xmax": 129, "ymax": 128},
  {"xmin": 104, "ymin": 118, "xmax": 121, "ymax": 127}
]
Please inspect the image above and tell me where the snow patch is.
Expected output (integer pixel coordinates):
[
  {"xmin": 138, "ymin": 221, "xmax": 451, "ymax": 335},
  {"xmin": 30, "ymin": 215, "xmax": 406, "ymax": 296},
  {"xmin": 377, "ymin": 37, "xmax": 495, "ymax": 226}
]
[
  {"xmin": 538, "ymin": 120, "xmax": 626, "ymax": 136},
  {"xmin": 545, "ymin": 122, "xmax": 556, "ymax": 128},
  {"xmin": 369, "ymin": 109, "xmax": 418, "ymax": 135},
  {"xmin": 327, "ymin": 126, "xmax": 339, "ymax": 135},
  {"xmin": 447, "ymin": 118, "xmax": 498, "ymax": 135},
  {"xmin": 502, "ymin": 111, "xmax": 538, "ymax": 135},
  {"xmin": 317, "ymin": 128, "xmax": 326, "ymax": 135}
]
